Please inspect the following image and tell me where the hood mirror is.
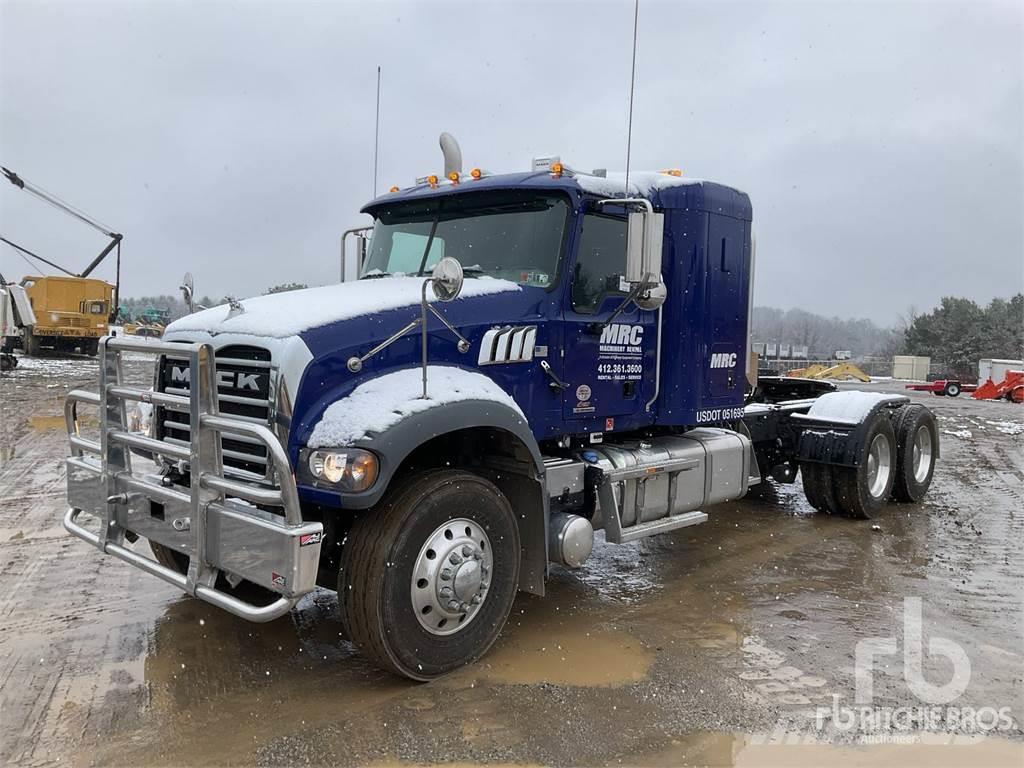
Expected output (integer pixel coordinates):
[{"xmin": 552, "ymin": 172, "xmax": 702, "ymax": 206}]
[
  {"xmin": 180, "ymin": 272, "xmax": 195, "ymax": 314},
  {"xmin": 430, "ymin": 257, "xmax": 464, "ymax": 302}
]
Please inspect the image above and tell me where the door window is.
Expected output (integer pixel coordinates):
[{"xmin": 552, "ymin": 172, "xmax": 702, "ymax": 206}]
[{"xmin": 571, "ymin": 213, "xmax": 627, "ymax": 313}]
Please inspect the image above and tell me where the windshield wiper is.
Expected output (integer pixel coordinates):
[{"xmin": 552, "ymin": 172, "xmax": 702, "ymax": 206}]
[{"xmin": 360, "ymin": 271, "xmax": 392, "ymax": 280}]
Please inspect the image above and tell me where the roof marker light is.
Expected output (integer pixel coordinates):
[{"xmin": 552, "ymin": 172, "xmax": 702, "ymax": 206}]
[
  {"xmin": 470, "ymin": 168, "xmax": 483, "ymax": 180},
  {"xmin": 447, "ymin": 171, "xmax": 460, "ymax": 184},
  {"xmin": 389, "ymin": 185, "xmax": 399, "ymax": 193},
  {"xmin": 550, "ymin": 162, "xmax": 564, "ymax": 177},
  {"xmin": 661, "ymin": 168, "xmax": 683, "ymax": 177},
  {"xmin": 427, "ymin": 174, "xmax": 439, "ymax": 188}
]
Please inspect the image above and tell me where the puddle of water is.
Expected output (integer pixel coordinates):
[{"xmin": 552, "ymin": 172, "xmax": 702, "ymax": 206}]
[
  {"xmin": 28, "ymin": 415, "xmax": 66, "ymax": 431},
  {"xmin": 471, "ymin": 623, "xmax": 652, "ymax": 687}
]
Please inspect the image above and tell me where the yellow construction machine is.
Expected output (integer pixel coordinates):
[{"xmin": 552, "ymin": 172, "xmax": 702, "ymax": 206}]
[
  {"xmin": 1, "ymin": 167, "xmax": 122, "ymax": 356},
  {"xmin": 787, "ymin": 361, "xmax": 871, "ymax": 382}
]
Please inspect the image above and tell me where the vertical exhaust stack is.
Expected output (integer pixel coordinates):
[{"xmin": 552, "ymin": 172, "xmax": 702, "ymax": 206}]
[{"xmin": 439, "ymin": 132, "xmax": 463, "ymax": 177}]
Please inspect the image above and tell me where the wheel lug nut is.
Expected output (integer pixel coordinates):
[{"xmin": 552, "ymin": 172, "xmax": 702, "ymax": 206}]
[
  {"xmin": 473, "ymin": 552, "xmax": 482, "ymax": 560},
  {"xmin": 440, "ymin": 568, "xmax": 453, "ymax": 581},
  {"xmin": 447, "ymin": 599, "xmax": 460, "ymax": 610},
  {"xmin": 480, "ymin": 581, "xmax": 489, "ymax": 590},
  {"xmin": 461, "ymin": 545, "xmax": 473, "ymax": 557},
  {"xmin": 460, "ymin": 602, "xmax": 470, "ymax": 611},
  {"xmin": 440, "ymin": 586, "xmax": 453, "ymax": 598},
  {"xmin": 471, "ymin": 595, "xmax": 482, "ymax": 605},
  {"xmin": 449, "ymin": 553, "xmax": 463, "ymax": 565}
]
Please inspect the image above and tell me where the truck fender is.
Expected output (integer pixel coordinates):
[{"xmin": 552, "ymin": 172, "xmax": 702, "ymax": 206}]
[
  {"xmin": 336, "ymin": 399, "xmax": 549, "ymax": 596},
  {"xmin": 792, "ymin": 391, "xmax": 911, "ymax": 467}
]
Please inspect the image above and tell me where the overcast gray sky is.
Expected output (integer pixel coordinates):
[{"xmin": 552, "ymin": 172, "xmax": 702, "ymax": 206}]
[{"xmin": 1, "ymin": 0, "xmax": 1021, "ymax": 324}]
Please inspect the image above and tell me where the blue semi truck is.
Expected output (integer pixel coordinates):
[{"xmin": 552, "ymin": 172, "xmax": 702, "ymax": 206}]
[{"xmin": 63, "ymin": 137, "xmax": 939, "ymax": 679}]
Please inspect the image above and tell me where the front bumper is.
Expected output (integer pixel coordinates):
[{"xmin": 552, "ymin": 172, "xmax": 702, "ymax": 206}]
[{"xmin": 64, "ymin": 336, "xmax": 323, "ymax": 623}]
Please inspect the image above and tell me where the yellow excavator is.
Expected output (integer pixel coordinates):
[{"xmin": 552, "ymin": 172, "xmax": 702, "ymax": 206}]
[
  {"xmin": 1, "ymin": 167, "xmax": 122, "ymax": 356},
  {"xmin": 787, "ymin": 361, "xmax": 872, "ymax": 382}
]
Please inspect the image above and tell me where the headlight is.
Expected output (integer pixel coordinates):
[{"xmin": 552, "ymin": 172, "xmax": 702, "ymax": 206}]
[{"xmin": 305, "ymin": 448, "xmax": 378, "ymax": 492}]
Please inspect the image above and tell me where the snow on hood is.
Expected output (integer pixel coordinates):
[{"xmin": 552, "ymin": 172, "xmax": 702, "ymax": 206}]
[
  {"xmin": 574, "ymin": 171, "xmax": 704, "ymax": 198},
  {"xmin": 165, "ymin": 276, "xmax": 521, "ymax": 339},
  {"xmin": 308, "ymin": 365, "xmax": 525, "ymax": 448}
]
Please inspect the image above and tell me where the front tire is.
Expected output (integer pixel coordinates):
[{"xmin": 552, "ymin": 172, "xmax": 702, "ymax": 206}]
[{"xmin": 340, "ymin": 469, "xmax": 520, "ymax": 680}]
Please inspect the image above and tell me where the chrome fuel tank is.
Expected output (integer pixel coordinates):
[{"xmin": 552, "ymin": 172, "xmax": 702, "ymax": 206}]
[{"xmin": 587, "ymin": 428, "xmax": 750, "ymax": 534}]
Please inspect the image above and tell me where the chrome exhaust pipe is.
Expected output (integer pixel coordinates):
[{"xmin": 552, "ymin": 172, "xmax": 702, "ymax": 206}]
[{"xmin": 439, "ymin": 132, "xmax": 463, "ymax": 177}]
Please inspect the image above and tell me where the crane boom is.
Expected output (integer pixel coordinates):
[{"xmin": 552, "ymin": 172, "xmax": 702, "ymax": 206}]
[{"xmin": 1, "ymin": 165, "xmax": 122, "ymax": 318}]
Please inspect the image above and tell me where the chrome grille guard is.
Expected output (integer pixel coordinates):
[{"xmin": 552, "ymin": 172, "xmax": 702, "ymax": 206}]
[{"xmin": 64, "ymin": 336, "xmax": 322, "ymax": 623}]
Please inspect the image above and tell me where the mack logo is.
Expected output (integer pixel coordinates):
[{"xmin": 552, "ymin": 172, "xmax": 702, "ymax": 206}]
[
  {"xmin": 170, "ymin": 366, "xmax": 262, "ymax": 392},
  {"xmin": 709, "ymin": 352, "xmax": 738, "ymax": 369},
  {"xmin": 599, "ymin": 324, "xmax": 644, "ymax": 346}
]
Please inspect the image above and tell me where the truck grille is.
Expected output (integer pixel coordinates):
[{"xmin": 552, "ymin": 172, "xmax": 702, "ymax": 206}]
[{"xmin": 156, "ymin": 345, "xmax": 275, "ymax": 478}]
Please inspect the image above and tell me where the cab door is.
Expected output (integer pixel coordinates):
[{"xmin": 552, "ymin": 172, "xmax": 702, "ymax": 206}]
[{"xmin": 561, "ymin": 210, "xmax": 656, "ymax": 422}]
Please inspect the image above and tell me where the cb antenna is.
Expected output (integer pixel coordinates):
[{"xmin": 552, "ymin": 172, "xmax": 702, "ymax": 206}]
[
  {"xmin": 624, "ymin": 0, "xmax": 640, "ymax": 193},
  {"xmin": 373, "ymin": 66, "xmax": 381, "ymax": 197}
]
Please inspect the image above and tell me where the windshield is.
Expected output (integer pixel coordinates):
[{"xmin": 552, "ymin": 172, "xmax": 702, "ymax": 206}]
[{"xmin": 362, "ymin": 191, "xmax": 570, "ymax": 288}]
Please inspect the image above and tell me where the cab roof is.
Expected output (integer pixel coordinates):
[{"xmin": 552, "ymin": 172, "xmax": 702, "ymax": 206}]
[{"xmin": 362, "ymin": 170, "xmax": 752, "ymax": 222}]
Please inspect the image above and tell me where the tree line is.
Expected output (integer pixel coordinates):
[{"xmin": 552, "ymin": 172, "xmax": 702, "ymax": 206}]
[{"xmin": 902, "ymin": 295, "xmax": 1023, "ymax": 378}]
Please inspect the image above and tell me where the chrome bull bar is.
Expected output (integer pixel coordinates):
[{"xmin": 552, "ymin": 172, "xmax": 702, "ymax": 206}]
[{"xmin": 64, "ymin": 336, "xmax": 322, "ymax": 623}]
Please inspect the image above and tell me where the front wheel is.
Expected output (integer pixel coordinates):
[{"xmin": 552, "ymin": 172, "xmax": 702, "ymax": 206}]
[{"xmin": 340, "ymin": 469, "xmax": 520, "ymax": 680}]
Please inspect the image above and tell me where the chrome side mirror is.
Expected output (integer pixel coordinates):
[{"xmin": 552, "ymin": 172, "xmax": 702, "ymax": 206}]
[
  {"xmin": 625, "ymin": 209, "xmax": 664, "ymax": 284},
  {"xmin": 430, "ymin": 257, "xmax": 464, "ymax": 302}
]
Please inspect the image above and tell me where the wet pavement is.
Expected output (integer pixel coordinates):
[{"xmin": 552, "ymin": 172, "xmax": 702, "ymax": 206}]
[{"xmin": 1, "ymin": 356, "xmax": 1022, "ymax": 766}]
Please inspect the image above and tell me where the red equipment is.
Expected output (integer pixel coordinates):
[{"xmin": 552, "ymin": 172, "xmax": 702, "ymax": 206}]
[
  {"xmin": 972, "ymin": 370, "xmax": 1024, "ymax": 402},
  {"xmin": 905, "ymin": 380, "xmax": 976, "ymax": 398}
]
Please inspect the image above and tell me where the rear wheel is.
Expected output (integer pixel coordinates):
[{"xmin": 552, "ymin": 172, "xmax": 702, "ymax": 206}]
[
  {"xmin": 834, "ymin": 412, "xmax": 897, "ymax": 519},
  {"xmin": 340, "ymin": 469, "xmax": 520, "ymax": 680},
  {"xmin": 944, "ymin": 382, "xmax": 961, "ymax": 397},
  {"xmin": 801, "ymin": 462, "xmax": 843, "ymax": 514},
  {"xmin": 891, "ymin": 404, "xmax": 938, "ymax": 502}
]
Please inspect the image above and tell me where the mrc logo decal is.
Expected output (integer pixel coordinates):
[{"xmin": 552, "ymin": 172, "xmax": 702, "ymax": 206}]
[
  {"xmin": 709, "ymin": 352, "xmax": 738, "ymax": 369},
  {"xmin": 599, "ymin": 324, "xmax": 644, "ymax": 348}
]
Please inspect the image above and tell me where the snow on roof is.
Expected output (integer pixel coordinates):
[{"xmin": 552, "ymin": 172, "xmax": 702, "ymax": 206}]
[
  {"xmin": 308, "ymin": 365, "xmax": 525, "ymax": 448},
  {"xmin": 574, "ymin": 171, "xmax": 702, "ymax": 198},
  {"xmin": 165, "ymin": 276, "xmax": 520, "ymax": 339}
]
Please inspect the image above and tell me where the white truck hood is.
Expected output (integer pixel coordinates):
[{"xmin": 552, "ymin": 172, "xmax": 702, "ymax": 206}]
[{"xmin": 165, "ymin": 276, "xmax": 521, "ymax": 340}]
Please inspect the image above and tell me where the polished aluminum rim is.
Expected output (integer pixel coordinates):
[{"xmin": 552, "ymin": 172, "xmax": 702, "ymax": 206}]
[
  {"xmin": 912, "ymin": 426, "xmax": 933, "ymax": 484},
  {"xmin": 411, "ymin": 518, "xmax": 492, "ymax": 636},
  {"xmin": 866, "ymin": 433, "xmax": 893, "ymax": 499}
]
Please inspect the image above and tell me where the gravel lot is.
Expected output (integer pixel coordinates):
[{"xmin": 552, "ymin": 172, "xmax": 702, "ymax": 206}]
[{"xmin": 1, "ymin": 356, "xmax": 1022, "ymax": 767}]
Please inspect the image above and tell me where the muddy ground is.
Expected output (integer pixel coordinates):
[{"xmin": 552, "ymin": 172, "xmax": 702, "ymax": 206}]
[{"xmin": 1, "ymin": 356, "xmax": 1022, "ymax": 767}]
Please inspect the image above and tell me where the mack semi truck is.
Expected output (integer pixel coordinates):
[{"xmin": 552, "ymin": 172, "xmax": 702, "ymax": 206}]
[{"xmin": 63, "ymin": 137, "xmax": 939, "ymax": 680}]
